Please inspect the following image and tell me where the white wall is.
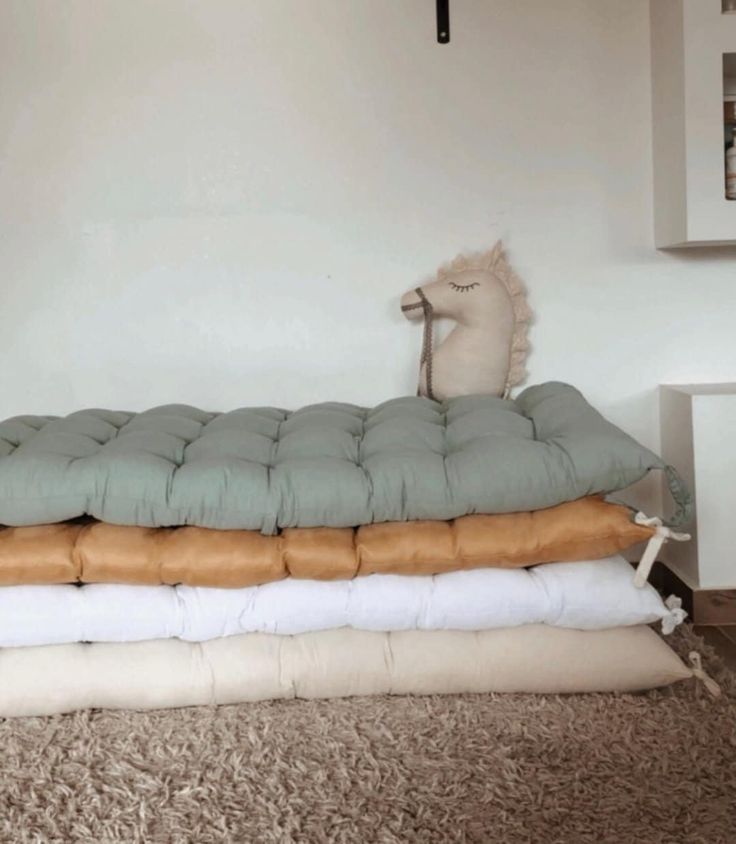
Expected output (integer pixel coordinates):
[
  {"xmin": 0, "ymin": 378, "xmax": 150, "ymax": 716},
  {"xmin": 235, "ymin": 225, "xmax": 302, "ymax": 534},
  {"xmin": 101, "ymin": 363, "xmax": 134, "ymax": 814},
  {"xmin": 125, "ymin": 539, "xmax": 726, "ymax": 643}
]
[{"xmin": 2, "ymin": 0, "xmax": 736, "ymax": 515}]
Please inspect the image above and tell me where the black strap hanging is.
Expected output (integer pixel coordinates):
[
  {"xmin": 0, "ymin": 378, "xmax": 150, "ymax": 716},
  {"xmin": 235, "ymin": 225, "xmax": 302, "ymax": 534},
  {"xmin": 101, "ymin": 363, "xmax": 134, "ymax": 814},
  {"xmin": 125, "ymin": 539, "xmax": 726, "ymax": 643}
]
[{"xmin": 436, "ymin": 0, "xmax": 450, "ymax": 43}]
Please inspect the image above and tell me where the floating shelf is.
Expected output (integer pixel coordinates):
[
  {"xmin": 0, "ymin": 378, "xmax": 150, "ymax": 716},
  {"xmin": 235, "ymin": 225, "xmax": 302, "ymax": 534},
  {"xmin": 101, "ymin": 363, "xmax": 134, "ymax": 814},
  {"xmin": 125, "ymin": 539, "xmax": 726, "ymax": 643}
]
[{"xmin": 651, "ymin": 0, "xmax": 736, "ymax": 246}]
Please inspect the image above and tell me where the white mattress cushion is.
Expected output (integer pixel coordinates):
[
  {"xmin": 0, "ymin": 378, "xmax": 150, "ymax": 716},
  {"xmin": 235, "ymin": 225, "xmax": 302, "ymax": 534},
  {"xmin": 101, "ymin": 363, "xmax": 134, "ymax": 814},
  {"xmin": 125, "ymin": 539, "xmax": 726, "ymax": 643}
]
[
  {"xmin": 0, "ymin": 556, "xmax": 680, "ymax": 648},
  {"xmin": 0, "ymin": 626, "xmax": 692, "ymax": 717}
]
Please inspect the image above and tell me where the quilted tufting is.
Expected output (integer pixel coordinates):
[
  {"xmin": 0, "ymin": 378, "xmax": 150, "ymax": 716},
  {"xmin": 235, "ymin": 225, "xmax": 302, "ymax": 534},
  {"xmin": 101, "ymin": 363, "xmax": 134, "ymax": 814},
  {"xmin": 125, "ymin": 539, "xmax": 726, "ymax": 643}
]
[{"xmin": 0, "ymin": 383, "xmax": 690, "ymax": 532}]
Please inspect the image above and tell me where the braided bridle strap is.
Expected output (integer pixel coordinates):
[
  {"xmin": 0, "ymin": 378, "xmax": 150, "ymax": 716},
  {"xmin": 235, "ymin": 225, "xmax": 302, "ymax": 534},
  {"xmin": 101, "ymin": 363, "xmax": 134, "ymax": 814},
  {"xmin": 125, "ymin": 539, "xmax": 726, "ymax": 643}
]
[{"xmin": 400, "ymin": 286, "xmax": 436, "ymax": 401}]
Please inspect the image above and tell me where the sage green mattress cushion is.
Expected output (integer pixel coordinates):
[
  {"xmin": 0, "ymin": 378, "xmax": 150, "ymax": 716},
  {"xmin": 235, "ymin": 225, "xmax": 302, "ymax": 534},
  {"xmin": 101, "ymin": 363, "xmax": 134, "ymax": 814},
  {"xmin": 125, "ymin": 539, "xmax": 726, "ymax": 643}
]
[{"xmin": 0, "ymin": 382, "xmax": 689, "ymax": 532}]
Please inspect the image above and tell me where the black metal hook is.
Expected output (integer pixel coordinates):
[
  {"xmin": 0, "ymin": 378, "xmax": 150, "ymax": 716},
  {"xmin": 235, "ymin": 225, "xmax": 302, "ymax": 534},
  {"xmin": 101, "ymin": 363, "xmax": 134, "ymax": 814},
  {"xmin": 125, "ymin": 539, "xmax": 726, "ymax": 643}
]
[{"xmin": 437, "ymin": 0, "xmax": 450, "ymax": 43}]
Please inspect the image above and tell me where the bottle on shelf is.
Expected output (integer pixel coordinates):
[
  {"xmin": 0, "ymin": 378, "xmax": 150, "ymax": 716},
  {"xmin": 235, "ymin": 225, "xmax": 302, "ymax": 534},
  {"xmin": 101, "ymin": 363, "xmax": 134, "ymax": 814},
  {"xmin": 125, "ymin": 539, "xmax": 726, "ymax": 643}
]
[{"xmin": 726, "ymin": 128, "xmax": 736, "ymax": 200}]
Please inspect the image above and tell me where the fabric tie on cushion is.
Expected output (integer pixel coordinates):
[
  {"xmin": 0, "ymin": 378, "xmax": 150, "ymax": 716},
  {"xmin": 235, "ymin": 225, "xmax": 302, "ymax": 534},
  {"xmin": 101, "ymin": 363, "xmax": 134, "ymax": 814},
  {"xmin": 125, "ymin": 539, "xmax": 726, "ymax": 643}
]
[
  {"xmin": 688, "ymin": 652, "xmax": 721, "ymax": 698},
  {"xmin": 632, "ymin": 513, "xmax": 690, "ymax": 588},
  {"xmin": 660, "ymin": 595, "xmax": 687, "ymax": 635}
]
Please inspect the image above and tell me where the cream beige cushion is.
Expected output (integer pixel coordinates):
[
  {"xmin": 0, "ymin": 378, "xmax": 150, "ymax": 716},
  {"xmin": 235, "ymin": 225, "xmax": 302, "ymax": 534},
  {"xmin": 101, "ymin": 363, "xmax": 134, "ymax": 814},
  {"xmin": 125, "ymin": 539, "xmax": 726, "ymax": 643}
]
[{"xmin": 0, "ymin": 626, "xmax": 691, "ymax": 718}]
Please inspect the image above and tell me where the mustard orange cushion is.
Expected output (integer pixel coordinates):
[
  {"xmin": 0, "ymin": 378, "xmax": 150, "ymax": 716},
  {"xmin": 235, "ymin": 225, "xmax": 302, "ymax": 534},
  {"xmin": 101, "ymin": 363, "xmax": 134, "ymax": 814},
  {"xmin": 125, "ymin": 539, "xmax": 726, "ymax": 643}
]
[{"xmin": 0, "ymin": 497, "xmax": 653, "ymax": 587}]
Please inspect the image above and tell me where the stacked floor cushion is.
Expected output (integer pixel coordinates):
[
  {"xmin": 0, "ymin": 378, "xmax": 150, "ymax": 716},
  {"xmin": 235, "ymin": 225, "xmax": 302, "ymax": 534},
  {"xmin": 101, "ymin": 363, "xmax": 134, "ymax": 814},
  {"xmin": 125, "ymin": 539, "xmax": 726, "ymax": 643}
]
[
  {"xmin": 0, "ymin": 627, "xmax": 693, "ymax": 719},
  {"xmin": 0, "ymin": 383, "xmax": 696, "ymax": 717},
  {"xmin": 0, "ymin": 496, "xmax": 656, "ymax": 586},
  {"xmin": 0, "ymin": 557, "xmax": 685, "ymax": 646},
  {"xmin": 0, "ymin": 383, "xmax": 690, "ymax": 529}
]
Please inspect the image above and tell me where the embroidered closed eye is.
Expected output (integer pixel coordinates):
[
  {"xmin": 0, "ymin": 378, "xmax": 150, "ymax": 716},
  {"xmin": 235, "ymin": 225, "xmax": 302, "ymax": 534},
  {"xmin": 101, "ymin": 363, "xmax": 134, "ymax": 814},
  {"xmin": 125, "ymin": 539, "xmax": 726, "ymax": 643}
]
[{"xmin": 449, "ymin": 281, "xmax": 480, "ymax": 292}]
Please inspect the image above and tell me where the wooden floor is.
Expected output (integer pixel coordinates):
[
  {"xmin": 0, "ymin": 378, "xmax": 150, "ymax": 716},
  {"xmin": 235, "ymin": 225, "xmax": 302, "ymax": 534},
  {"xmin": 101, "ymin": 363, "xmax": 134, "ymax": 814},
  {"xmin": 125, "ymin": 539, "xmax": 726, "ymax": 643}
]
[{"xmin": 694, "ymin": 625, "xmax": 736, "ymax": 672}]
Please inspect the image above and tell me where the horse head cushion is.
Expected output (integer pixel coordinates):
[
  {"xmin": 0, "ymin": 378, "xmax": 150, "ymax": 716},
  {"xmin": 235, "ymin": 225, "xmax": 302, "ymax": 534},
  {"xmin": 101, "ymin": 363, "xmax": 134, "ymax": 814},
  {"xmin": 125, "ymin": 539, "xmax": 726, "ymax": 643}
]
[{"xmin": 400, "ymin": 241, "xmax": 531, "ymax": 401}]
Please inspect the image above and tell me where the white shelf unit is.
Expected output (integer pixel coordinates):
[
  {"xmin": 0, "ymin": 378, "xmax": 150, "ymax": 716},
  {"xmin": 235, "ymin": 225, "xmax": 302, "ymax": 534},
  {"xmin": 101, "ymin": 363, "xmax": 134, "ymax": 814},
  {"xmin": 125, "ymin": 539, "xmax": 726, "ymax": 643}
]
[
  {"xmin": 660, "ymin": 383, "xmax": 736, "ymax": 590},
  {"xmin": 651, "ymin": 0, "xmax": 736, "ymax": 247}
]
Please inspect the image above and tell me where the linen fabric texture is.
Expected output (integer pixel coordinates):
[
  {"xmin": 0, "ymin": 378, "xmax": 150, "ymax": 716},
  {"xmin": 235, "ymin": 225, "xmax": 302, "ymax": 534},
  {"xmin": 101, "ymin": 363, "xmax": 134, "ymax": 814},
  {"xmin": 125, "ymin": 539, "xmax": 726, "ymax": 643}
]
[
  {"xmin": 0, "ymin": 497, "xmax": 654, "ymax": 587},
  {"xmin": 0, "ymin": 625, "xmax": 692, "ymax": 718},
  {"xmin": 0, "ymin": 383, "xmax": 690, "ymax": 532},
  {"xmin": 0, "ymin": 556, "xmax": 678, "ymax": 648}
]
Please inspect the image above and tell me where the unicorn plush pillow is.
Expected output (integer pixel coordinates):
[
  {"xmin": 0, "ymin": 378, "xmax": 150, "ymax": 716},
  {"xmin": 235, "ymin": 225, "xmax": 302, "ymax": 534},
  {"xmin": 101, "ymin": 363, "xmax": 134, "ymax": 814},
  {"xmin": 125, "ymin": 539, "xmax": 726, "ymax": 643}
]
[{"xmin": 401, "ymin": 241, "xmax": 531, "ymax": 400}]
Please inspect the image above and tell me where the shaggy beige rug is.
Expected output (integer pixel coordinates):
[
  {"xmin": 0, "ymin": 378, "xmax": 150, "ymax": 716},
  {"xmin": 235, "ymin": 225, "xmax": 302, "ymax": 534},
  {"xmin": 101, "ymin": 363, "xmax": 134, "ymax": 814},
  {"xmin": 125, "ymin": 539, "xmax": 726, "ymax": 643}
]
[{"xmin": 1, "ymin": 627, "xmax": 734, "ymax": 844}]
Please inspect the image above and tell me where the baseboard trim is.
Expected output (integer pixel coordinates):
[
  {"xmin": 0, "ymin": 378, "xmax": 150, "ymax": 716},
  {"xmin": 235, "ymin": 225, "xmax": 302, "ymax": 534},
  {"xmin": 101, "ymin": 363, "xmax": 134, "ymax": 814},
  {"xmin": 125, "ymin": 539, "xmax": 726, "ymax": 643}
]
[{"xmin": 649, "ymin": 561, "xmax": 736, "ymax": 626}]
